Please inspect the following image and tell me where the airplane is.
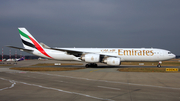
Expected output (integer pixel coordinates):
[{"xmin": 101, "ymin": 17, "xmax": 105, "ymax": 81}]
[
  {"xmin": 7, "ymin": 28, "xmax": 176, "ymax": 68},
  {"xmin": 6, "ymin": 59, "xmax": 14, "ymax": 62},
  {"xmin": 5, "ymin": 57, "xmax": 24, "ymax": 62},
  {"xmin": 16, "ymin": 57, "xmax": 25, "ymax": 61}
]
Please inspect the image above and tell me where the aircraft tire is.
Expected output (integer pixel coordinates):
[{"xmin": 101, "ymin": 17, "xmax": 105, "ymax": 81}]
[
  {"xmin": 85, "ymin": 64, "xmax": 89, "ymax": 68},
  {"xmin": 157, "ymin": 64, "xmax": 161, "ymax": 68},
  {"xmin": 85, "ymin": 63, "xmax": 97, "ymax": 68}
]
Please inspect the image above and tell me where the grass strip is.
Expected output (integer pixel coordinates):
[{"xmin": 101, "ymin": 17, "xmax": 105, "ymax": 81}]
[
  {"xmin": 161, "ymin": 61, "xmax": 180, "ymax": 66},
  {"xmin": 118, "ymin": 68, "xmax": 179, "ymax": 72},
  {"xmin": 121, "ymin": 61, "xmax": 180, "ymax": 66},
  {"xmin": 32, "ymin": 63, "xmax": 83, "ymax": 66},
  {"xmin": 10, "ymin": 67, "xmax": 85, "ymax": 71}
]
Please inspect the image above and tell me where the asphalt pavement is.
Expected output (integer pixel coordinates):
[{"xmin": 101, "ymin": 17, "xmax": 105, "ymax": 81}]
[{"xmin": 0, "ymin": 60, "xmax": 180, "ymax": 101}]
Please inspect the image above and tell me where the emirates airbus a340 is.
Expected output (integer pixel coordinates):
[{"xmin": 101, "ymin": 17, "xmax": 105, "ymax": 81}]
[{"xmin": 8, "ymin": 28, "xmax": 176, "ymax": 67}]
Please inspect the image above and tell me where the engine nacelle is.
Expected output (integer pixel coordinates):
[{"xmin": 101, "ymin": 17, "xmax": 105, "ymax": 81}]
[
  {"xmin": 104, "ymin": 57, "xmax": 121, "ymax": 66},
  {"xmin": 81, "ymin": 54, "xmax": 100, "ymax": 63}
]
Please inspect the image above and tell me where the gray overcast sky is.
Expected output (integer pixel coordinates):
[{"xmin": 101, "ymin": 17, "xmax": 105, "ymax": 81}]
[{"xmin": 0, "ymin": 0, "xmax": 180, "ymax": 56}]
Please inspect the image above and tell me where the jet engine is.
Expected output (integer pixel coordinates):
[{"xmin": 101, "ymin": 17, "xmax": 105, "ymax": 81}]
[
  {"xmin": 81, "ymin": 54, "xmax": 100, "ymax": 63},
  {"xmin": 103, "ymin": 57, "xmax": 121, "ymax": 66}
]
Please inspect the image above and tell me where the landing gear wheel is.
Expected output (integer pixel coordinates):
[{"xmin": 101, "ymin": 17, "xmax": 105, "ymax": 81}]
[
  {"xmin": 157, "ymin": 61, "xmax": 162, "ymax": 68},
  {"xmin": 157, "ymin": 64, "xmax": 161, "ymax": 68},
  {"xmin": 91, "ymin": 63, "xmax": 98, "ymax": 67},
  {"xmin": 85, "ymin": 63, "xmax": 98, "ymax": 68},
  {"xmin": 85, "ymin": 64, "xmax": 89, "ymax": 68}
]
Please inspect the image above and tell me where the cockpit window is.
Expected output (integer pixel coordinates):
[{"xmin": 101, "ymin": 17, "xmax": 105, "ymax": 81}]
[{"xmin": 168, "ymin": 52, "xmax": 172, "ymax": 54}]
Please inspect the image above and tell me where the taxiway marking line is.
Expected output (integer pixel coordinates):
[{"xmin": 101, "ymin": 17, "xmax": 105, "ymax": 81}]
[
  {"xmin": 56, "ymin": 80, "xmax": 120, "ymax": 91},
  {"xmin": 0, "ymin": 78, "xmax": 16, "ymax": 91},
  {"xmin": 32, "ymin": 72, "xmax": 180, "ymax": 90},
  {"xmin": 0, "ymin": 78, "xmax": 114, "ymax": 101},
  {"xmin": 98, "ymin": 86, "xmax": 121, "ymax": 90}
]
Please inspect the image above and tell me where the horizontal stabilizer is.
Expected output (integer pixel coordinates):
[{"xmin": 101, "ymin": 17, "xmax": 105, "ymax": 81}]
[{"xmin": 6, "ymin": 46, "xmax": 34, "ymax": 53}]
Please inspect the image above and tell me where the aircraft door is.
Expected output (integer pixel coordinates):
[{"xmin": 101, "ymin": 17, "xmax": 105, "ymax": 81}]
[
  {"xmin": 156, "ymin": 50, "xmax": 163, "ymax": 61},
  {"xmin": 159, "ymin": 51, "xmax": 164, "ymax": 60}
]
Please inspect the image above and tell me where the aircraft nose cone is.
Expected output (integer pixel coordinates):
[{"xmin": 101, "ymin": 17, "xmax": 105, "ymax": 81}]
[
  {"xmin": 171, "ymin": 54, "xmax": 176, "ymax": 59},
  {"xmin": 173, "ymin": 54, "xmax": 176, "ymax": 58}
]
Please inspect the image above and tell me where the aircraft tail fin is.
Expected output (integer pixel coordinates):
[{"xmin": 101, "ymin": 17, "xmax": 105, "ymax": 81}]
[
  {"xmin": 18, "ymin": 28, "xmax": 52, "ymax": 58},
  {"xmin": 18, "ymin": 28, "xmax": 42, "ymax": 50}
]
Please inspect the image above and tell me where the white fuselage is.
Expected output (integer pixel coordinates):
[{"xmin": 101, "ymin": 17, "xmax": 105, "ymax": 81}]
[{"xmin": 32, "ymin": 48, "xmax": 176, "ymax": 62}]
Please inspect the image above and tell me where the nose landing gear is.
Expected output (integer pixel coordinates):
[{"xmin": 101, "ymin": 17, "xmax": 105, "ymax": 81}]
[{"xmin": 157, "ymin": 61, "xmax": 162, "ymax": 68}]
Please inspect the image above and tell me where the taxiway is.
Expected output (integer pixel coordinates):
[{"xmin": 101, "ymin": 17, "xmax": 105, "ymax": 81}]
[{"xmin": 0, "ymin": 60, "xmax": 180, "ymax": 101}]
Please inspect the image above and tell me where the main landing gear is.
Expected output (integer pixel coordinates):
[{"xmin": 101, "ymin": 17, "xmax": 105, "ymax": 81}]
[
  {"xmin": 85, "ymin": 63, "xmax": 98, "ymax": 68},
  {"xmin": 157, "ymin": 61, "xmax": 162, "ymax": 68}
]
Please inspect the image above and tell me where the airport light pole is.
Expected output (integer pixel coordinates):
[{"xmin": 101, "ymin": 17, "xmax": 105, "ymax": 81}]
[
  {"xmin": 2, "ymin": 47, "xmax": 3, "ymax": 60},
  {"xmin": 15, "ymin": 51, "xmax": 17, "ymax": 59},
  {"xmin": 9, "ymin": 49, "xmax": 11, "ymax": 59}
]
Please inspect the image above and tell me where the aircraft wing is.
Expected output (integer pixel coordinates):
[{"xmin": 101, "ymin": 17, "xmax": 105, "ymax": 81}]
[
  {"xmin": 40, "ymin": 42, "xmax": 118, "ymax": 58},
  {"xmin": 7, "ymin": 46, "xmax": 34, "ymax": 53},
  {"xmin": 49, "ymin": 47, "xmax": 84, "ymax": 57},
  {"xmin": 49, "ymin": 47, "xmax": 118, "ymax": 58},
  {"xmin": 39, "ymin": 42, "xmax": 84, "ymax": 56}
]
